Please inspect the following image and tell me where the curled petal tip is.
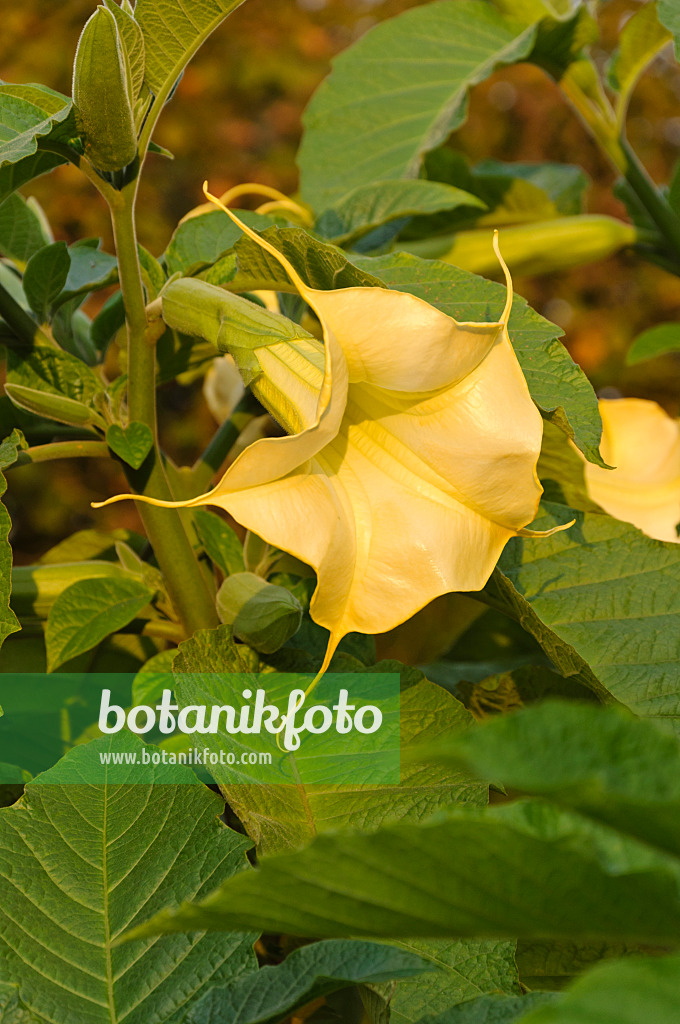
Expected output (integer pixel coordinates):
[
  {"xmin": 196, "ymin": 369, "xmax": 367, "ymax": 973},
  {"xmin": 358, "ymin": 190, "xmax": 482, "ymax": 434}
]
[
  {"xmin": 492, "ymin": 229, "xmax": 513, "ymax": 325},
  {"xmin": 518, "ymin": 518, "xmax": 575, "ymax": 539}
]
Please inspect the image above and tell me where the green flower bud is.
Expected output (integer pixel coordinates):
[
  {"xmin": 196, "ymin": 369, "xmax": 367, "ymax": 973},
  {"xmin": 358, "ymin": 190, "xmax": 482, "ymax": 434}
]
[
  {"xmin": 216, "ymin": 572, "xmax": 303, "ymax": 654},
  {"xmin": 72, "ymin": 6, "xmax": 137, "ymax": 173}
]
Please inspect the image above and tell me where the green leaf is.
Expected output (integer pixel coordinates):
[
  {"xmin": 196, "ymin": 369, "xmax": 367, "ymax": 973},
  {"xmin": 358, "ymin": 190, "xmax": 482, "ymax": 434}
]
[
  {"xmin": 0, "ymin": 984, "xmax": 42, "ymax": 1023},
  {"xmin": 0, "ymin": 151, "xmax": 65, "ymax": 207},
  {"xmin": 173, "ymin": 627, "xmax": 483, "ymax": 853},
  {"xmin": 104, "ymin": 0, "xmax": 146, "ymax": 102},
  {"xmin": 106, "ymin": 421, "xmax": 153, "ymax": 468},
  {"xmin": 0, "ymin": 431, "xmax": 22, "ymax": 654},
  {"xmin": 216, "ymin": 572, "xmax": 303, "ymax": 653},
  {"xmin": 625, "ymin": 322, "xmax": 680, "ymax": 365},
  {"xmin": 0, "ymin": 82, "xmax": 75, "ymax": 168},
  {"xmin": 656, "ymin": 0, "xmax": 680, "ymax": 60},
  {"xmin": 186, "ymin": 940, "xmax": 431, "ymax": 1024},
  {"xmin": 163, "ymin": 207, "xmax": 283, "ymax": 276},
  {"xmin": 416, "ymin": 993, "xmax": 557, "ymax": 1023},
  {"xmin": 124, "ymin": 795, "xmax": 680, "ymax": 944},
  {"xmin": 194, "ymin": 507, "xmax": 245, "ymax": 575},
  {"xmin": 40, "ymin": 528, "xmax": 143, "ymax": 565},
  {"xmin": 353, "ymin": 250, "xmax": 604, "ymax": 466},
  {"xmin": 135, "ymin": 0, "xmax": 246, "ymax": 100},
  {"xmin": 489, "ymin": 502, "xmax": 680, "ymax": 725},
  {"xmin": 389, "ymin": 940, "xmax": 521, "ymax": 1023},
  {"xmin": 6, "ymin": 343, "xmax": 104, "ymax": 405},
  {"xmin": 72, "ymin": 6, "xmax": 137, "ymax": 173},
  {"xmin": 517, "ymin": 952, "xmax": 680, "ymax": 1024},
  {"xmin": 418, "ymin": 700, "xmax": 680, "ymax": 858},
  {"xmin": 298, "ymin": 2, "xmax": 538, "ymax": 212},
  {"xmin": 22, "ymin": 240, "xmax": 70, "ymax": 322},
  {"xmin": 607, "ymin": 2, "xmax": 671, "ymax": 127},
  {"xmin": 470, "ymin": 161, "xmax": 589, "ymax": 219},
  {"xmin": 45, "ymin": 575, "xmax": 155, "ymax": 671},
  {"xmin": 537, "ymin": 420, "xmax": 597, "ymax": 511},
  {"xmin": 317, "ymin": 179, "xmax": 486, "ymax": 245},
  {"xmin": 0, "ymin": 193, "xmax": 51, "ymax": 267},
  {"xmin": 57, "ymin": 240, "xmax": 119, "ymax": 307},
  {"xmin": 0, "ymin": 735, "xmax": 258, "ymax": 1023},
  {"xmin": 138, "ymin": 244, "xmax": 165, "ymax": 299}
]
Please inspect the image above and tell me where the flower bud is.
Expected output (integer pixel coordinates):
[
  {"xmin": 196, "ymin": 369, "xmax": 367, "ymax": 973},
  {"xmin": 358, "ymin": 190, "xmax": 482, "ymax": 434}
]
[{"xmin": 216, "ymin": 571, "xmax": 303, "ymax": 653}]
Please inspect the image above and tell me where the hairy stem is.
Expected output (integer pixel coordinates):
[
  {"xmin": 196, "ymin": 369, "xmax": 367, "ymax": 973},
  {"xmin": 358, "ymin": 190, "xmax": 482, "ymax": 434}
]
[
  {"xmin": 13, "ymin": 440, "xmax": 110, "ymax": 466},
  {"xmin": 110, "ymin": 186, "xmax": 218, "ymax": 634}
]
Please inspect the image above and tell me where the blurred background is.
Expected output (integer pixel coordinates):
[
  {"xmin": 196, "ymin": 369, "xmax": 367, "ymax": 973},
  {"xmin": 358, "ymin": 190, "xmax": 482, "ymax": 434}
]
[{"xmin": 3, "ymin": 0, "xmax": 680, "ymax": 561}]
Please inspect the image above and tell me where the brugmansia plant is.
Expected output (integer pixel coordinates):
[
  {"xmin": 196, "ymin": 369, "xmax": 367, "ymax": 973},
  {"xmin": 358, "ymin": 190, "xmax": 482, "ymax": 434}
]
[{"xmin": 1, "ymin": 1, "xmax": 680, "ymax": 1022}]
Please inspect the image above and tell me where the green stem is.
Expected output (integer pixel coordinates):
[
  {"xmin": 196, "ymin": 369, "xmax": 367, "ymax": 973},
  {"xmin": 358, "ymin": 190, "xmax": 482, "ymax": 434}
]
[
  {"xmin": 620, "ymin": 140, "xmax": 680, "ymax": 261},
  {"xmin": 12, "ymin": 440, "xmax": 110, "ymax": 466},
  {"xmin": 191, "ymin": 392, "xmax": 259, "ymax": 492},
  {"xmin": 110, "ymin": 186, "xmax": 218, "ymax": 635}
]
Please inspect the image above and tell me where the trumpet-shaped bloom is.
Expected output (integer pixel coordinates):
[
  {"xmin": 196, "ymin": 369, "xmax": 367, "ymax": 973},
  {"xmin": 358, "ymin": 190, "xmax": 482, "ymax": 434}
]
[
  {"xmin": 584, "ymin": 398, "xmax": 680, "ymax": 543},
  {"xmin": 95, "ymin": 186, "xmax": 567, "ymax": 674}
]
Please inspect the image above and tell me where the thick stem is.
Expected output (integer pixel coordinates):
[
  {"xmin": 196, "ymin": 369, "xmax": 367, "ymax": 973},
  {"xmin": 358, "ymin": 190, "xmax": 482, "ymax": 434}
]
[{"xmin": 110, "ymin": 188, "xmax": 218, "ymax": 634}]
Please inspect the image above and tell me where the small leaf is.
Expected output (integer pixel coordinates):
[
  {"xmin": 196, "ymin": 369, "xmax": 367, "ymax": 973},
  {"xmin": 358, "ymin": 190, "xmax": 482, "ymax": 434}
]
[
  {"xmin": 186, "ymin": 940, "xmax": 431, "ymax": 1024},
  {"xmin": 22, "ymin": 240, "xmax": 70, "ymax": 322},
  {"xmin": 106, "ymin": 421, "xmax": 153, "ymax": 468},
  {"xmin": 0, "ymin": 431, "xmax": 21, "ymax": 653},
  {"xmin": 163, "ymin": 207, "xmax": 282, "ymax": 276},
  {"xmin": 216, "ymin": 571, "xmax": 303, "ymax": 653},
  {"xmin": 0, "ymin": 193, "xmax": 52, "ymax": 267},
  {"xmin": 45, "ymin": 575, "xmax": 155, "ymax": 671},
  {"xmin": 137, "ymin": 244, "xmax": 165, "ymax": 299},
  {"xmin": 626, "ymin": 322, "xmax": 680, "ymax": 365},
  {"xmin": 0, "ymin": 82, "xmax": 75, "ymax": 168},
  {"xmin": 317, "ymin": 179, "xmax": 486, "ymax": 245},
  {"xmin": 57, "ymin": 239, "xmax": 119, "ymax": 307},
  {"xmin": 608, "ymin": 2, "xmax": 672, "ymax": 126},
  {"xmin": 194, "ymin": 507, "xmax": 245, "ymax": 575}
]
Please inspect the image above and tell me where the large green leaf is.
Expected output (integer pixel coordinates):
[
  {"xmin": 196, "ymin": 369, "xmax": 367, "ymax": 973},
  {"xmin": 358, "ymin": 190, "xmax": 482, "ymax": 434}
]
[
  {"xmin": 0, "ymin": 984, "xmax": 42, "ymax": 1023},
  {"xmin": 135, "ymin": 0, "xmax": 246, "ymax": 100},
  {"xmin": 45, "ymin": 575, "xmax": 156, "ymax": 671},
  {"xmin": 517, "ymin": 952, "xmax": 680, "ymax": 1024},
  {"xmin": 0, "ymin": 735, "xmax": 257, "ymax": 1023},
  {"xmin": 415, "ymin": 701, "xmax": 680, "ymax": 859},
  {"xmin": 418, "ymin": 993, "xmax": 557, "ymax": 1023},
  {"xmin": 298, "ymin": 2, "xmax": 538, "ymax": 212},
  {"xmin": 186, "ymin": 940, "xmax": 431, "ymax": 1024},
  {"xmin": 488, "ymin": 502, "xmax": 680, "ymax": 725},
  {"xmin": 0, "ymin": 83, "xmax": 75, "ymax": 168},
  {"xmin": 124, "ymin": 796, "xmax": 680, "ymax": 944},
  {"xmin": 226, "ymin": 228, "xmax": 603, "ymax": 463},
  {"xmin": 173, "ymin": 627, "xmax": 484, "ymax": 853},
  {"xmin": 0, "ymin": 431, "xmax": 23, "ymax": 653},
  {"xmin": 22, "ymin": 241, "xmax": 70, "ymax": 322},
  {"xmin": 390, "ymin": 939, "xmax": 521, "ymax": 1023}
]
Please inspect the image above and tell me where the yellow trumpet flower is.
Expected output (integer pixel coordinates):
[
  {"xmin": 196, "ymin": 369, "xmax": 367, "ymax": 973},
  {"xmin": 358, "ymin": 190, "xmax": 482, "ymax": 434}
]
[
  {"xmin": 584, "ymin": 398, "xmax": 680, "ymax": 543},
  {"xmin": 95, "ymin": 185, "xmax": 569, "ymax": 680}
]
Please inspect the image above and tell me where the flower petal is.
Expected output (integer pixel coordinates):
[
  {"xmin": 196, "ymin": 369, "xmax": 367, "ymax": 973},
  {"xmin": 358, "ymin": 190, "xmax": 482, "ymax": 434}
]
[{"xmin": 585, "ymin": 398, "xmax": 680, "ymax": 543}]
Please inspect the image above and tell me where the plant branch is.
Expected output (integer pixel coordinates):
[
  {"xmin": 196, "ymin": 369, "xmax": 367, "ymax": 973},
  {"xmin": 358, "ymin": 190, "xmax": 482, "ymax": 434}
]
[
  {"xmin": 620, "ymin": 140, "xmax": 680, "ymax": 261},
  {"xmin": 110, "ymin": 185, "xmax": 218, "ymax": 635},
  {"xmin": 191, "ymin": 392, "xmax": 259, "ymax": 492}
]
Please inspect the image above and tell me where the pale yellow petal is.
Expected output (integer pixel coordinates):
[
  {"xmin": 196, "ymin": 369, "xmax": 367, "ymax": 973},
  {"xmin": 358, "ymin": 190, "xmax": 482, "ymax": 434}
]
[
  {"xmin": 585, "ymin": 398, "xmax": 680, "ymax": 543},
  {"xmin": 203, "ymin": 186, "xmax": 508, "ymax": 393},
  {"xmin": 203, "ymin": 355, "xmax": 245, "ymax": 422}
]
